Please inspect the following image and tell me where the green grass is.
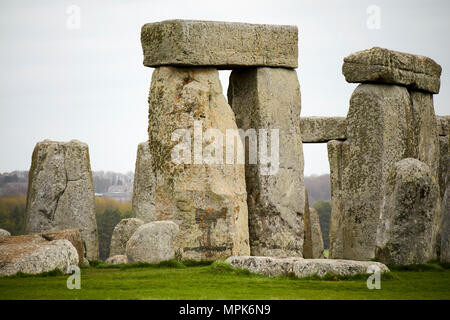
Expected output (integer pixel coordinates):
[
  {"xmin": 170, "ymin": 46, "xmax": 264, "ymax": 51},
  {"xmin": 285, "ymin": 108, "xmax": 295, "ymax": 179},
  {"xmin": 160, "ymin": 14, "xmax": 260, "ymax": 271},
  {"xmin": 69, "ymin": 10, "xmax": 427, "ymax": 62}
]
[{"xmin": 1, "ymin": 260, "xmax": 450, "ymax": 300}]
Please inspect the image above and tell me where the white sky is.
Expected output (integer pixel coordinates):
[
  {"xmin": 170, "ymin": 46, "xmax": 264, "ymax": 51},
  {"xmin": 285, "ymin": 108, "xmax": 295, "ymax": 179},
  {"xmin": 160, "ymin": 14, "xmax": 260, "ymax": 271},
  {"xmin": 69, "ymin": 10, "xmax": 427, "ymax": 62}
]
[{"xmin": 0, "ymin": 0, "xmax": 449, "ymax": 175}]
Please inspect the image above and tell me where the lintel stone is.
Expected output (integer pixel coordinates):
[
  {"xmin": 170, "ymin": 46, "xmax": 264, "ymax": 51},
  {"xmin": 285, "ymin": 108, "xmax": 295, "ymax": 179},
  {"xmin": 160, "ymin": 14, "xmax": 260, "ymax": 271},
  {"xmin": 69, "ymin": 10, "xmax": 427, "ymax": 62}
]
[{"xmin": 141, "ymin": 20, "xmax": 298, "ymax": 69}]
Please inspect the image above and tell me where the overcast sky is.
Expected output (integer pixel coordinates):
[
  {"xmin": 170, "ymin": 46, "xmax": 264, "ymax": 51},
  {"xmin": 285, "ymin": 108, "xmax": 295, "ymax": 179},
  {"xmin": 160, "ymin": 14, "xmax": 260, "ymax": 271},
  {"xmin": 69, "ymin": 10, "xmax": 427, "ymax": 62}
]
[{"xmin": 0, "ymin": 0, "xmax": 449, "ymax": 175}]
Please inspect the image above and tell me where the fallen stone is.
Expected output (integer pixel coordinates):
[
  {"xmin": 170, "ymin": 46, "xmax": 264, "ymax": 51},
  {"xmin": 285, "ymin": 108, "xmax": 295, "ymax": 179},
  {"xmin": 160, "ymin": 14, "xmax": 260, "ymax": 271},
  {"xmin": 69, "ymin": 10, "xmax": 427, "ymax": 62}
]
[
  {"xmin": 141, "ymin": 20, "xmax": 298, "ymax": 68},
  {"xmin": 40, "ymin": 229, "xmax": 84, "ymax": 267},
  {"xmin": 376, "ymin": 158, "xmax": 440, "ymax": 265},
  {"xmin": 105, "ymin": 255, "xmax": 128, "ymax": 265},
  {"xmin": 300, "ymin": 117, "xmax": 346, "ymax": 142},
  {"xmin": 225, "ymin": 256, "xmax": 389, "ymax": 278},
  {"xmin": 342, "ymin": 84, "xmax": 413, "ymax": 260},
  {"xmin": 0, "ymin": 234, "xmax": 78, "ymax": 276},
  {"xmin": 109, "ymin": 218, "xmax": 144, "ymax": 257},
  {"xmin": 25, "ymin": 140, "xmax": 99, "ymax": 260},
  {"xmin": 228, "ymin": 67, "xmax": 305, "ymax": 257},
  {"xmin": 132, "ymin": 142, "xmax": 156, "ymax": 222},
  {"xmin": 0, "ymin": 229, "xmax": 11, "ymax": 238},
  {"xmin": 342, "ymin": 47, "xmax": 442, "ymax": 94},
  {"xmin": 146, "ymin": 66, "xmax": 250, "ymax": 260},
  {"xmin": 126, "ymin": 221, "xmax": 179, "ymax": 264}
]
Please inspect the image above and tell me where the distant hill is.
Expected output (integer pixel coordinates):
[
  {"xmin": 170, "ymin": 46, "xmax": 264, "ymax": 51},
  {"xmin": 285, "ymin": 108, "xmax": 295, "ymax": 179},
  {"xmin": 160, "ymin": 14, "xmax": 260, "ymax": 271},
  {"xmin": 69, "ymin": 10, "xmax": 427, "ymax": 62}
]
[
  {"xmin": 304, "ymin": 174, "xmax": 330, "ymax": 204},
  {"xmin": 0, "ymin": 170, "xmax": 134, "ymax": 201},
  {"xmin": 1, "ymin": 171, "xmax": 331, "ymax": 205}
]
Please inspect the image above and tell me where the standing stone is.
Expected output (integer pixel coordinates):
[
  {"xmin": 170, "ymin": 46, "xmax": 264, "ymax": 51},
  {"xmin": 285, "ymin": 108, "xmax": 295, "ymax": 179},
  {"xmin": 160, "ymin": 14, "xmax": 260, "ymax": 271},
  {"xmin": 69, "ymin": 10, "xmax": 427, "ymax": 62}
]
[
  {"xmin": 440, "ymin": 138, "xmax": 450, "ymax": 263},
  {"xmin": 24, "ymin": 140, "xmax": 99, "ymax": 260},
  {"xmin": 0, "ymin": 229, "xmax": 11, "ymax": 238},
  {"xmin": 132, "ymin": 142, "xmax": 156, "ymax": 222},
  {"xmin": 106, "ymin": 255, "xmax": 128, "ymax": 265},
  {"xmin": 303, "ymin": 204, "xmax": 324, "ymax": 258},
  {"xmin": 146, "ymin": 66, "xmax": 250, "ymax": 260},
  {"xmin": 327, "ymin": 139, "xmax": 349, "ymax": 259},
  {"xmin": 342, "ymin": 47, "xmax": 442, "ymax": 94},
  {"xmin": 126, "ymin": 221, "xmax": 179, "ymax": 264},
  {"xmin": 109, "ymin": 218, "xmax": 144, "ymax": 257},
  {"xmin": 228, "ymin": 67, "xmax": 305, "ymax": 257},
  {"xmin": 376, "ymin": 158, "xmax": 440, "ymax": 265},
  {"xmin": 141, "ymin": 20, "xmax": 298, "ymax": 68},
  {"xmin": 439, "ymin": 136, "xmax": 449, "ymax": 199},
  {"xmin": 409, "ymin": 91, "xmax": 440, "ymax": 179},
  {"xmin": 342, "ymin": 84, "xmax": 413, "ymax": 260}
]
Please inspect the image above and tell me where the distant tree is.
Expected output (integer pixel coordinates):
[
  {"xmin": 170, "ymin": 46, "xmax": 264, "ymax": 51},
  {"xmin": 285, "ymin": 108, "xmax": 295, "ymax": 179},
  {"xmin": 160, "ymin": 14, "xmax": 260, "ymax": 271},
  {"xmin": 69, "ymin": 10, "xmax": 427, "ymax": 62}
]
[
  {"xmin": 304, "ymin": 174, "xmax": 331, "ymax": 204},
  {"xmin": 312, "ymin": 200, "xmax": 331, "ymax": 249},
  {"xmin": 0, "ymin": 196, "xmax": 26, "ymax": 235}
]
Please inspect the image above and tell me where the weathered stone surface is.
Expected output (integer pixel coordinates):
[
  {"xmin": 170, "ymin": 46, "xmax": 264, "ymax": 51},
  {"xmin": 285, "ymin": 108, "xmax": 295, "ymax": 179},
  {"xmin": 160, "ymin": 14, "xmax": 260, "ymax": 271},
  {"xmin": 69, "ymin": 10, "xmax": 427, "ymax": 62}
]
[
  {"xmin": 0, "ymin": 234, "xmax": 78, "ymax": 276},
  {"xmin": 327, "ymin": 140, "xmax": 349, "ymax": 259},
  {"xmin": 141, "ymin": 20, "xmax": 298, "ymax": 68},
  {"xmin": 132, "ymin": 142, "xmax": 156, "ymax": 222},
  {"xmin": 228, "ymin": 67, "xmax": 305, "ymax": 257},
  {"xmin": 41, "ymin": 229, "xmax": 84, "ymax": 266},
  {"xmin": 342, "ymin": 84, "xmax": 413, "ymax": 260},
  {"xmin": 25, "ymin": 140, "xmax": 99, "ymax": 260},
  {"xmin": 0, "ymin": 229, "xmax": 11, "ymax": 237},
  {"xmin": 292, "ymin": 259, "xmax": 389, "ymax": 278},
  {"xmin": 439, "ymin": 136, "xmax": 449, "ymax": 198},
  {"xmin": 147, "ymin": 66, "xmax": 250, "ymax": 260},
  {"xmin": 105, "ymin": 255, "xmax": 128, "ymax": 265},
  {"xmin": 109, "ymin": 218, "xmax": 144, "ymax": 257},
  {"xmin": 126, "ymin": 221, "xmax": 179, "ymax": 264},
  {"xmin": 300, "ymin": 117, "xmax": 346, "ymax": 142},
  {"xmin": 226, "ymin": 256, "xmax": 389, "ymax": 278},
  {"xmin": 376, "ymin": 158, "xmax": 440, "ymax": 265},
  {"xmin": 436, "ymin": 115, "xmax": 450, "ymax": 136},
  {"xmin": 440, "ymin": 139, "xmax": 450, "ymax": 263},
  {"xmin": 409, "ymin": 91, "xmax": 440, "ymax": 180},
  {"xmin": 303, "ymin": 190, "xmax": 324, "ymax": 259},
  {"xmin": 343, "ymin": 47, "xmax": 442, "ymax": 93}
]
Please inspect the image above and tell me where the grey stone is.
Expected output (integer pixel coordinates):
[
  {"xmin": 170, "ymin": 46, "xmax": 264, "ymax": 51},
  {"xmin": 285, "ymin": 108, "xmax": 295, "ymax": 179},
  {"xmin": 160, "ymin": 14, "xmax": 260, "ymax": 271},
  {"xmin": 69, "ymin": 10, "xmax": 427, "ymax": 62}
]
[
  {"xmin": 105, "ymin": 255, "xmax": 128, "ymax": 265},
  {"xmin": 440, "ymin": 138, "xmax": 450, "ymax": 262},
  {"xmin": 126, "ymin": 221, "xmax": 179, "ymax": 264},
  {"xmin": 40, "ymin": 229, "xmax": 84, "ymax": 267},
  {"xmin": 327, "ymin": 140, "xmax": 349, "ymax": 259},
  {"xmin": 225, "ymin": 256, "xmax": 389, "ymax": 278},
  {"xmin": 146, "ymin": 66, "xmax": 250, "ymax": 260},
  {"xmin": 141, "ymin": 20, "xmax": 298, "ymax": 68},
  {"xmin": 292, "ymin": 259, "xmax": 389, "ymax": 278},
  {"xmin": 24, "ymin": 140, "xmax": 99, "ymax": 260},
  {"xmin": 132, "ymin": 142, "xmax": 156, "ymax": 222},
  {"xmin": 342, "ymin": 47, "xmax": 442, "ymax": 93},
  {"xmin": 109, "ymin": 218, "xmax": 144, "ymax": 257},
  {"xmin": 342, "ymin": 84, "xmax": 413, "ymax": 260},
  {"xmin": 439, "ymin": 134, "xmax": 449, "ymax": 200},
  {"xmin": 0, "ymin": 234, "xmax": 78, "ymax": 276},
  {"xmin": 436, "ymin": 115, "xmax": 450, "ymax": 136},
  {"xmin": 303, "ymin": 191, "xmax": 324, "ymax": 259},
  {"xmin": 376, "ymin": 158, "xmax": 440, "ymax": 265},
  {"xmin": 0, "ymin": 229, "xmax": 11, "ymax": 238},
  {"xmin": 228, "ymin": 67, "xmax": 305, "ymax": 257},
  {"xmin": 300, "ymin": 117, "xmax": 346, "ymax": 143}
]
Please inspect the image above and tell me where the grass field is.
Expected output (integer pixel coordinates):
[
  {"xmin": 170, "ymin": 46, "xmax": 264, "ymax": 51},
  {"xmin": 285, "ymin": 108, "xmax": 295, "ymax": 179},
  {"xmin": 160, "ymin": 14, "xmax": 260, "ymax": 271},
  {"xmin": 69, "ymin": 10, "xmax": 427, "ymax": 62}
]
[{"xmin": 1, "ymin": 260, "xmax": 450, "ymax": 300}]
